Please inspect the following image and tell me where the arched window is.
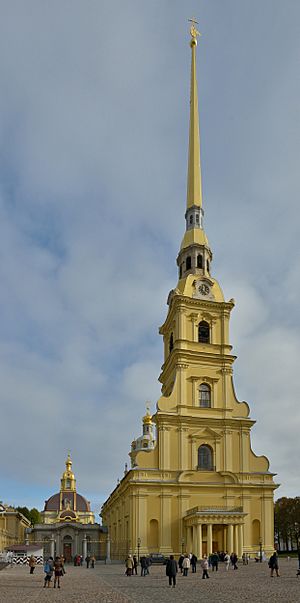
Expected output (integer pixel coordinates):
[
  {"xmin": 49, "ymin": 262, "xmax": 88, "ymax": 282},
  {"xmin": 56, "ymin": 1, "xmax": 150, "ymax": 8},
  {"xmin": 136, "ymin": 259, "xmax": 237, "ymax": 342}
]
[
  {"xmin": 179, "ymin": 265, "xmax": 182, "ymax": 278},
  {"xmin": 206, "ymin": 260, "xmax": 210, "ymax": 272},
  {"xmin": 199, "ymin": 383, "xmax": 211, "ymax": 407},
  {"xmin": 186, "ymin": 256, "xmax": 191, "ymax": 270},
  {"xmin": 197, "ymin": 254, "xmax": 203, "ymax": 268},
  {"xmin": 198, "ymin": 445, "xmax": 213, "ymax": 470},
  {"xmin": 189, "ymin": 215, "xmax": 193, "ymax": 224},
  {"xmin": 198, "ymin": 321, "xmax": 210, "ymax": 343},
  {"xmin": 169, "ymin": 333, "xmax": 174, "ymax": 353}
]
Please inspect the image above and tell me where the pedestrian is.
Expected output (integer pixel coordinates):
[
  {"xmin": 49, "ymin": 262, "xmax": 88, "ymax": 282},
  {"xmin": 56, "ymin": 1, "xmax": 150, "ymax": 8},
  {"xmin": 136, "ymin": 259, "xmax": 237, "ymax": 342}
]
[
  {"xmin": 182, "ymin": 554, "xmax": 190, "ymax": 576},
  {"xmin": 268, "ymin": 551, "xmax": 280, "ymax": 577},
  {"xmin": 191, "ymin": 553, "xmax": 197, "ymax": 573},
  {"xmin": 140, "ymin": 555, "xmax": 147, "ymax": 576},
  {"xmin": 211, "ymin": 552, "xmax": 219, "ymax": 571},
  {"xmin": 91, "ymin": 555, "xmax": 96, "ymax": 569},
  {"xmin": 43, "ymin": 556, "xmax": 54, "ymax": 588},
  {"xmin": 145, "ymin": 557, "xmax": 151, "ymax": 575},
  {"xmin": 125, "ymin": 554, "xmax": 134, "ymax": 576},
  {"xmin": 133, "ymin": 554, "xmax": 138, "ymax": 575},
  {"xmin": 60, "ymin": 555, "xmax": 66, "ymax": 574},
  {"xmin": 224, "ymin": 551, "xmax": 230, "ymax": 571},
  {"xmin": 178, "ymin": 554, "xmax": 184, "ymax": 573},
  {"xmin": 53, "ymin": 556, "xmax": 63, "ymax": 589},
  {"xmin": 201, "ymin": 555, "xmax": 210, "ymax": 579},
  {"xmin": 230, "ymin": 552, "xmax": 238, "ymax": 569},
  {"xmin": 28, "ymin": 555, "xmax": 36, "ymax": 574},
  {"xmin": 166, "ymin": 554, "xmax": 178, "ymax": 588},
  {"xmin": 86, "ymin": 555, "xmax": 91, "ymax": 569}
]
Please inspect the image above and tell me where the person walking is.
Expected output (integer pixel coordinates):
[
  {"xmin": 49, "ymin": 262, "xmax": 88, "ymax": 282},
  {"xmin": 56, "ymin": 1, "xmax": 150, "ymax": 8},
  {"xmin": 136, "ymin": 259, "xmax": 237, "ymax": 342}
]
[
  {"xmin": 60, "ymin": 555, "xmax": 66, "ymax": 575},
  {"xmin": 91, "ymin": 555, "xmax": 96, "ymax": 569},
  {"xmin": 125, "ymin": 554, "xmax": 134, "ymax": 576},
  {"xmin": 211, "ymin": 552, "xmax": 219, "ymax": 571},
  {"xmin": 230, "ymin": 552, "xmax": 238, "ymax": 569},
  {"xmin": 86, "ymin": 555, "xmax": 91, "ymax": 569},
  {"xmin": 166, "ymin": 555, "xmax": 178, "ymax": 588},
  {"xmin": 201, "ymin": 555, "xmax": 210, "ymax": 579},
  {"xmin": 191, "ymin": 553, "xmax": 197, "ymax": 573},
  {"xmin": 178, "ymin": 554, "xmax": 184, "ymax": 573},
  {"xmin": 182, "ymin": 554, "xmax": 190, "ymax": 576},
  {"xmin": 133, "ymin": 555, "xmax": 138, "ymax": 575},
  {"xmin": 29, "ymin": 555, "xmax": 36, "ymax": 574},
  {"xmin": 224, "ymin": 551, "xmax": 230, "ymax": 571},
  {"xmin": 53, "ymin": 556, "xmax": 63, "ymax": 589},
  {"xmin": 140, "ymin": 556, "xmax": 147, "ymax": 576},
  {"xmin": 43, "ymin": 557, "xmax": 54, "ymax": 588},
  {"xmin": 269, "ymin": 551, "xmax": 280, "ymax": 577}
]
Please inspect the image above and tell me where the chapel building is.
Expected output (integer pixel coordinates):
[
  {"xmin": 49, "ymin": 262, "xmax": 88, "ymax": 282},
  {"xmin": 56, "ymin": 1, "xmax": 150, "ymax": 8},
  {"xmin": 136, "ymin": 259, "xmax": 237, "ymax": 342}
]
[
  {"xmin": 101, "ymin": 25, "xmax": 278, "ymax": 560},
  {"xmin": 29, "ymin": 454, "xmax": 107, "ymax": 560}
]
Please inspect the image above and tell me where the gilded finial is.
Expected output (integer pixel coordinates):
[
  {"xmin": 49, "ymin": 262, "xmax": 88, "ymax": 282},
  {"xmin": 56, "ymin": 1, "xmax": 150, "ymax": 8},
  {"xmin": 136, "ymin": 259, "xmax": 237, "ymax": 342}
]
[{"xmin": 189, "ymin": 17, "xmax": 201, "ymax": 45}]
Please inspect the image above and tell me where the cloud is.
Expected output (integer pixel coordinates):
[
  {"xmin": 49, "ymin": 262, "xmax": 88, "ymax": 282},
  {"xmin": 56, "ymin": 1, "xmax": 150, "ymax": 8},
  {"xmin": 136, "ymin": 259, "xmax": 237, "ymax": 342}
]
[{"xmin": 0, "ymin": 1, "xmax": 299, "ymax": 514}]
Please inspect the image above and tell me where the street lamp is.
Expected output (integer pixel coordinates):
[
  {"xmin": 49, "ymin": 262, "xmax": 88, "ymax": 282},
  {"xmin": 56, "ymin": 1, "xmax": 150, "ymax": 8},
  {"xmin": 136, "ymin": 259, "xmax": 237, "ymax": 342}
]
[
  {"xmin": 259, "ymin": 538, "xmax": 263, "ymax": 563},
  {"xmin": 181, "ymin": 538, "xmax": 185, "ymax": 554},
  {"xmin": 137, "ymin": 538, "xmax": 141, "ymax": 563}
]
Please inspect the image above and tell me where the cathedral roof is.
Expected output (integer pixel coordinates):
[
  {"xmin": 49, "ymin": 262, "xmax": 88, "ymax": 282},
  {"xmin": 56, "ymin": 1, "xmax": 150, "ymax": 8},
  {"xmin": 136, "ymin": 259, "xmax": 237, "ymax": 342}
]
[{"xmin": 44, "ymin": 492, "xmax": 90, "ymax": 512}]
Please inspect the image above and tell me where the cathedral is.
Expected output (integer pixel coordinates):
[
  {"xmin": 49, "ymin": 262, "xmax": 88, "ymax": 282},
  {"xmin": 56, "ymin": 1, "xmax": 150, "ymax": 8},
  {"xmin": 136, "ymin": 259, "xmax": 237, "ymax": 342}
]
[{"xmin": 101, "ymin": 25, "xmax": 277, "ymax": 560}]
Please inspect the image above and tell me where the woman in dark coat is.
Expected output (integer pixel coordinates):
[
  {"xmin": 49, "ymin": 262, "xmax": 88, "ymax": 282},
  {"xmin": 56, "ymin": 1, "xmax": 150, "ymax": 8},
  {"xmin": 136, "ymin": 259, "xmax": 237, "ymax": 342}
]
[
  {"xmin": 268, "ymin": 552, "xmax": 280, "ymax": 577},
  {"xmin": 166, "ymin": 555, "xmax": 178, "ymax": 587}
]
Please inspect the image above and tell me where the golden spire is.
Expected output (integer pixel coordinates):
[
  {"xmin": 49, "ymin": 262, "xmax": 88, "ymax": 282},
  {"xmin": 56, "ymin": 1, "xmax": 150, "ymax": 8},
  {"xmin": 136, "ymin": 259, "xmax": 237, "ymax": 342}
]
[{"xmin": 187, "ymin": 18, "xmax": 202, "ymax": 209}]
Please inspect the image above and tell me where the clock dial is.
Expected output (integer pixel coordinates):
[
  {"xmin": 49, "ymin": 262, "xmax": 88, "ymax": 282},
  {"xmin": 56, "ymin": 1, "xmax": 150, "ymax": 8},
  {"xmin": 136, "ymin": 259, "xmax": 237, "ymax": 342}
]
[{"xmin": 199, "ymin": 283, "xmax": 210, "ymax": 296}]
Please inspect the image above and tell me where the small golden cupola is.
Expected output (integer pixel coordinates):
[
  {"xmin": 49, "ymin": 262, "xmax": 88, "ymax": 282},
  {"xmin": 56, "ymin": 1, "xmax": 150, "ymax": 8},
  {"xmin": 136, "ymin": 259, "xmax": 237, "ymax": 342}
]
[
  {"xmin": 60, "ymin": 453, "xmax": 76, "ymax": 492},
  {"xmin": 130, "ymin": 405, "xmax": 156, "ymax": 467}
]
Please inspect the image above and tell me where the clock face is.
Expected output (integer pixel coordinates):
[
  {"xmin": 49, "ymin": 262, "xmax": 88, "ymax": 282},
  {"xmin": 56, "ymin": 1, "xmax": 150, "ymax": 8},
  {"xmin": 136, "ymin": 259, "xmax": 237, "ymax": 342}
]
[{"xmin": 199, "ymin": 283, "xmax": 210, "ymax": 296}]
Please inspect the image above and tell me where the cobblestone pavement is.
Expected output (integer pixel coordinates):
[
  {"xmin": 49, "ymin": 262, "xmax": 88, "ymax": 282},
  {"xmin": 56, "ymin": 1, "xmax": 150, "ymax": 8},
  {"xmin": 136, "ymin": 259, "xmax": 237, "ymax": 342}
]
[{"xmin": 0, "ymin": 559, "xmax": 300, "ymax": 603}]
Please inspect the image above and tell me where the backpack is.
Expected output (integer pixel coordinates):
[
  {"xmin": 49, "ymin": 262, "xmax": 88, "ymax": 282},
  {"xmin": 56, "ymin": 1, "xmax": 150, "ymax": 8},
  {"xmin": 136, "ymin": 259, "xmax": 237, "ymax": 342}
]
[{"xmin": 44, "ymin": 562, "xmax": 50, "ymax": 573}]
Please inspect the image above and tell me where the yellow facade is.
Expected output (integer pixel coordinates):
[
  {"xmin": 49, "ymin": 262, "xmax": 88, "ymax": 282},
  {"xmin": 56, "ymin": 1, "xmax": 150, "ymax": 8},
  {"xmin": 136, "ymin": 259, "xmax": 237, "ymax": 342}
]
[
  {"xmin": 0, "ymin": 505, "xmax": 31, "ymax": 551},
  {"xmin": 101, "ymin": 26, "xmax": 277, "ymax": 560}
]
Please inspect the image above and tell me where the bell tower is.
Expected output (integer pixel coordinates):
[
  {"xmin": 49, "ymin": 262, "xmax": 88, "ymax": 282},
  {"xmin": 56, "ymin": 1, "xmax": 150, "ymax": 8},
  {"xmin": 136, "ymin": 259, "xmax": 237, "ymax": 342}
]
[{"xmin": 101, "ymin": 22, "xmax": 278, "ymax": 559}]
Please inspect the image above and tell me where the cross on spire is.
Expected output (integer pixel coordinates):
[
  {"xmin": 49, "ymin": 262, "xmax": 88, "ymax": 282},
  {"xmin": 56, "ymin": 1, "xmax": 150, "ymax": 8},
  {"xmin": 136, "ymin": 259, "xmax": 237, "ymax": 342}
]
[{"xmin": 189, "ymin": 17, "xmax": 201, "ymax": 40}]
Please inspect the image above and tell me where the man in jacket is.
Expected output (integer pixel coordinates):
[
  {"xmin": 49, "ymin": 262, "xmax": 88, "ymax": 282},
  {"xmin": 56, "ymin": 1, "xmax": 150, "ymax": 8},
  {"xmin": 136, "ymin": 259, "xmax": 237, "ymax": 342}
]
[{"xmin": 166, "ymin": 555, "xmax": 178, "ymax": 587}]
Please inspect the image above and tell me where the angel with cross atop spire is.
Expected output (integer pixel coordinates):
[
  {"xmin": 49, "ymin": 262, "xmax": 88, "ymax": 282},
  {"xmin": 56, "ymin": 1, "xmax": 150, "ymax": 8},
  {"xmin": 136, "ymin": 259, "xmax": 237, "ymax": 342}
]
[{"xmin": 189, "ymin": 17, "xmax": 201, "ymax": 40}]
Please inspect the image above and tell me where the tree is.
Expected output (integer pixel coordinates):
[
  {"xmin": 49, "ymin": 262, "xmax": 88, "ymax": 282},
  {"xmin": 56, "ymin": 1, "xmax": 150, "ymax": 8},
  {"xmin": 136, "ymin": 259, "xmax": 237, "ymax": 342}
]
[
  {"xmin": 29, "ymin": 508, "xmax": 41, "ymax": 525},
  {"xmin": 15, "ymin": 506, "xmax": 41, "ymax": 525},
  {"xmin": 275, "ymin": 497, "xmax": 300, "ymax": 551}
]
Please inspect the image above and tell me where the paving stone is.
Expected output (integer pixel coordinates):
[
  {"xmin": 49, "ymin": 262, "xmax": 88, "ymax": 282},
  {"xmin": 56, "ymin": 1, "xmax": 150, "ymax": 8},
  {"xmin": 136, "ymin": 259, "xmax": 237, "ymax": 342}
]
[{"xmin": 0, "ymin": 558, "xmax": 299, "ymax": 603}]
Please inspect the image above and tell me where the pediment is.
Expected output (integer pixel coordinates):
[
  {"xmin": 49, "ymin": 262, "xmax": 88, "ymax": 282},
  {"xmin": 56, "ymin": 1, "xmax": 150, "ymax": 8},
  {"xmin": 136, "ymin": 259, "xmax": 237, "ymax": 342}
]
[{"xmin": 189, "ymin": 426, "xmax": 222, "ymax": 440}]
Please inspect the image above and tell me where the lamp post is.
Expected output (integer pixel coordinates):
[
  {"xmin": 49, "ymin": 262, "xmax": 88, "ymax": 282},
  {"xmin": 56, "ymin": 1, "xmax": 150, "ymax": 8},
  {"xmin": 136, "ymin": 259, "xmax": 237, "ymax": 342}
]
[
  {"xmin": 137, "ymin": 538, "xmax": 141, "ymax": 563},
  {"xmin": 181, "ymin": 538, "xmax": 185, "ymax": 554},
  {"xmin": 259, "ymin": 538, "xmax": 263, "ymax": 563}
]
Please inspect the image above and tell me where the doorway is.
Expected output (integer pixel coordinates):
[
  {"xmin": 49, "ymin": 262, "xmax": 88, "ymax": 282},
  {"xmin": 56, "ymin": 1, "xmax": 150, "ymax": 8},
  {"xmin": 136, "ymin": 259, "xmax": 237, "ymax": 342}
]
[{"xmin": 63, "ymin": 542, "xmax": 72, "ymax": 562}]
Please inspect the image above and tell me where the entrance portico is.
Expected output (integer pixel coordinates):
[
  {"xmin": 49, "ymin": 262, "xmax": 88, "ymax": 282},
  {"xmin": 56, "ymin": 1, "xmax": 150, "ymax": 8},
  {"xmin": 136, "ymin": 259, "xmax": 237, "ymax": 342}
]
[{"xmin": 184, "ymin": 507, "xmax": 246, "ymax": 557}]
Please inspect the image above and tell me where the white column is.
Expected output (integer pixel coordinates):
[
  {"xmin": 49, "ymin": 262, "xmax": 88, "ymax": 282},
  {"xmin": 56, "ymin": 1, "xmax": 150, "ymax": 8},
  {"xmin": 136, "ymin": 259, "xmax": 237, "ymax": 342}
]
[
  {"xmin": 106, "ymin": 537, "xmax": 111, "ymax": 564},
  {"xmin": 197, "ymin": 524, "xmax": 202, "ymax": 559},
  {"xmin": 234, "ymin": 524, "xmax": 239, "ymax": 554},
  {"xmin": 207, "ymin": 524, "xmax": 213, "ymax": 555},
  {"xmin": 238, "ymin": 524, "xmax": 243, "ymax": 558},
  {"xmin": 186, "ymin": 526, "xmax": 192, "ymax": 553},
  {"xmin": 50, "ymin": 535, "xmax": 55, "ymax": 559},
  {"xmin": 227, "ymin": 524, "xmax": 233, "ymax": 553},
  {"xmin": 83, "ymin": 535, "xmax": 87, "ymax": 560},
  {"xmin": 75, "ymin": 531, "xmax": 78, "ymax": 555},
  {"xmin": 192, "ymin": 525, "xmax": 197, "ymax": 554}
]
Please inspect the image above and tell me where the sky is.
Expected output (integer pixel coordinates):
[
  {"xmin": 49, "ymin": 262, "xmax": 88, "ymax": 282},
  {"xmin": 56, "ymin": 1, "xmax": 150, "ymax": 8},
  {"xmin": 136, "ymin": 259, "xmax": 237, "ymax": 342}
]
[{"xmin": 0, "ymin": 1, "xmax": 299, "ymax": 517}]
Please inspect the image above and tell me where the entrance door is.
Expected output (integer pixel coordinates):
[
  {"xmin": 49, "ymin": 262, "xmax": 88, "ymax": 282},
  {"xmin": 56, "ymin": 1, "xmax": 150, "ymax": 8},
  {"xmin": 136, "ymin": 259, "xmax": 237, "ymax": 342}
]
[{"xmin": 64, "ymin": 543, "xmax": 72, "ymax": 562}]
